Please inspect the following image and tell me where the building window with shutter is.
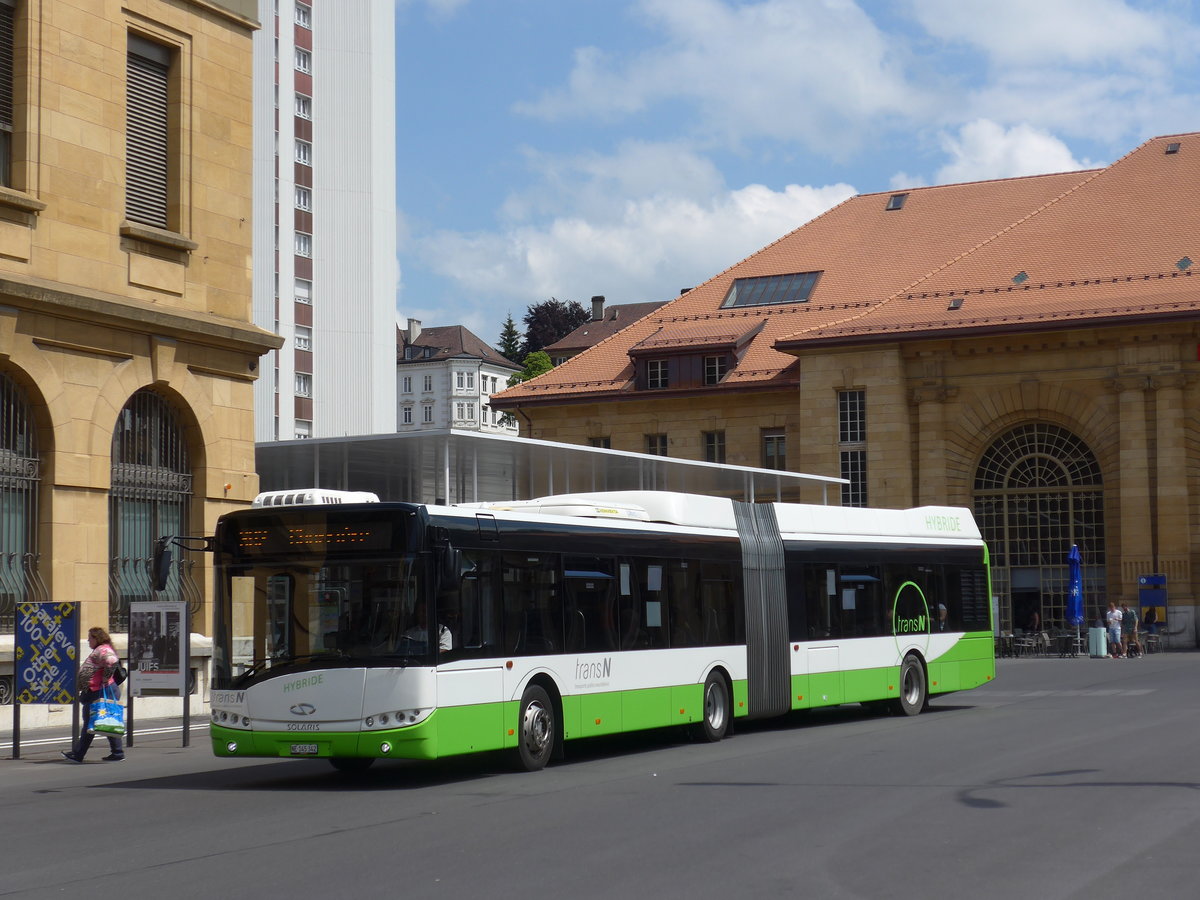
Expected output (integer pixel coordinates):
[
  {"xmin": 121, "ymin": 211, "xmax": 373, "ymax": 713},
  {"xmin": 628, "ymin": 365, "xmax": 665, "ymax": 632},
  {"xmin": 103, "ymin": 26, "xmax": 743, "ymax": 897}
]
[
  {"xmin": 294, "ymin": 325, "xmax": 311, "ymax": 351},
  {"xmin": 704, "ymin": 430, "xmax": 726, "ymax": 463},
  {"xmin": 295, "ymin": 47, "xmax": 311, "ymax": 74},
  {"xmin": 126, "ymin": 35, "xmax": 173, "ymax": 229},
  {"xmin": 295, "ymin": 232, "xmax": 311, "ymax": 257},
  {"xmin": 647, "ymin": 359, "xmax": 669, "ymax": 389},
  {"xmin": 295, "ymin": 93, "xmax": 312, "ymax": 119},
  {"xmin": 762, "ymin": 428, "xmax": 786, "ymax": 470},
  {"xmin": 0, "ymin": 1, "xmax": 15, "ymax": 186},
  {"xmin": 645, "ymin": 434, "xmax": 668, "ymax": 456},
  {"xmin": 294, "ymin": 373, "xmax": 311, "ymax": 397},
  {"xmin": 295, "ymin": 186, "xmax": 311, "ymax": 211},
  {"xmin": 838, "ymin": 389, "xmax": 868, "ymax": 506}
]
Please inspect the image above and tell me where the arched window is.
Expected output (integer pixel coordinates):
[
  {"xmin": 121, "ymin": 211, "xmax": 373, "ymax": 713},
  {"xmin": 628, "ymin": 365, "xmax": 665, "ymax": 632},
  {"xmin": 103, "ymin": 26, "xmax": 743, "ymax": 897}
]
[
  {"xmin": 1, "ymin": 372, "xmax": 42, "ymax": 642},
  {"xmin": 109, "ymin": 390, "xmax": 195, "ymax": 630},
  {"xmin": 973, "ymin": 424, "xmax": 1105, "ymax": 632}
]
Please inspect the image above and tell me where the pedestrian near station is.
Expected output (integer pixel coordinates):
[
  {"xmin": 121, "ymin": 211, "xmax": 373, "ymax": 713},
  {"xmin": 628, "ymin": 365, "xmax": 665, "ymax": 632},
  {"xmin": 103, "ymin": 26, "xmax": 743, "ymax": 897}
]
[{"xmin": 61, "ymin": 627, "xmax": 125, "ymax": 763}]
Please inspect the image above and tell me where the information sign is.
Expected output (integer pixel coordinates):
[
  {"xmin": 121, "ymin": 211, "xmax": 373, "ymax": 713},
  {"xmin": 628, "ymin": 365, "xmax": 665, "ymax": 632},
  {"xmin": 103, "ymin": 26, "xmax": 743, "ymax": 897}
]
[
  {"xmin": 15, "ymin": 602, "xmax": 79, "ymax": 705},
  {"xmin": 129, "ymin": 600, "xmax": 188, "ymax": 696}
]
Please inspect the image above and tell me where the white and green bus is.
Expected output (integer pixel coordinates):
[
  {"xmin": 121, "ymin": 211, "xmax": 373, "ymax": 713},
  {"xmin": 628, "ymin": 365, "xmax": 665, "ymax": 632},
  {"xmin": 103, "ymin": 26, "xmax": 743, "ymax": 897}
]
[{"xmin": 208, "ymin": 489, "xmax": 994, "ymax": 772}]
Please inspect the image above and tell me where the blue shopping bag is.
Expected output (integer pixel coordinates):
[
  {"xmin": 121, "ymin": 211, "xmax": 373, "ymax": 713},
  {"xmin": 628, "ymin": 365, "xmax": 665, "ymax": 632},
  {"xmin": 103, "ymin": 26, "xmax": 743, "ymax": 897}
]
[{"xmin": 88, "ymin": 686, "xmax": 126, "ymax": 736}]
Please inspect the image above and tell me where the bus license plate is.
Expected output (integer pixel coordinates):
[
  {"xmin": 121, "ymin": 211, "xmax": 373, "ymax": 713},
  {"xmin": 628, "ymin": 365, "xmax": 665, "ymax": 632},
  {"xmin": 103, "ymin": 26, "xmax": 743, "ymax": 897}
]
[{"xmin": 290, "ymin": 743, "xmax": 319, "ymax": 756}]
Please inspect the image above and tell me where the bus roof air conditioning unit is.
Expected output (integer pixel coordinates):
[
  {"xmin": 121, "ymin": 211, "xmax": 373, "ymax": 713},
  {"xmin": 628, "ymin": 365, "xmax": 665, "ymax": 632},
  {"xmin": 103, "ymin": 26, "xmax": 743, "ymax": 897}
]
[{"xmin": 252, "ymin": 489, "xmax": 381, "ymax": 508}]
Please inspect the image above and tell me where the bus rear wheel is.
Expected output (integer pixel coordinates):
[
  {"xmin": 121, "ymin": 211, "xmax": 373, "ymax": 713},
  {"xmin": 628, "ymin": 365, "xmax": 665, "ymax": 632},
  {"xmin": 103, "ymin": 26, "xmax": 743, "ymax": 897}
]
[
  {"xmin": 697, "ymin": 672, "xmax": 730, "ymax": 742},
  {"xmin": 329, "ymin": 757, "xmax": 374, "ymax": 773},
  {"xmin": 894, "ymin": 655, "xmax": 927, "ymax": 717},
  {"xmin": 516, "ymin": 685, "xmax": 555, "ymax": 771}
]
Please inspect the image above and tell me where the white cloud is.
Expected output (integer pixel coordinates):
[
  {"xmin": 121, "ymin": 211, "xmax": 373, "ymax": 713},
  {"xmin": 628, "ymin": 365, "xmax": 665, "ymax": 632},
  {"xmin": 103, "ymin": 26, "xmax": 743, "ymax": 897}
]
[
  {"xmin": 909, "ymin": 0, "xmax": 1179, "ymax": 68},
  {"xmin": 416, "ymin": 143, "xmax": 855, "ymax": 309},
  {"xmin": 930, "ymin": 120, "xmax": 1099, "ymax": 184},
  {"xmin": 515, "ymin": 0, "xmax": 930, "ymax": 155}
]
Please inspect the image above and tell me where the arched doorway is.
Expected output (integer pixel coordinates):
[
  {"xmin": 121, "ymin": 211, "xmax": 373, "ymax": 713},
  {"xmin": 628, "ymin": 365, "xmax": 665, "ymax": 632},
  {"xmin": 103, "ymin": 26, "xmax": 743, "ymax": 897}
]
[
  {"xmin": 108, "ymin": 389, "xmax": 197, "ymax": 630},
  {"xmin": 1, "ymin": 371, "xmax": 43, "ymax": 704},
  {"xmin": 973, "ymin": 423, "xmax": 1105, "ymax": 633}
]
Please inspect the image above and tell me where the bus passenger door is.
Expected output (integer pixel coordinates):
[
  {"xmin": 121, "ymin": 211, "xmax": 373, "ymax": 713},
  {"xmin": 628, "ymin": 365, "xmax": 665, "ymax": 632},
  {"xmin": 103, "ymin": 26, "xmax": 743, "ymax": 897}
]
[{"xmin": 434, "ymin": 551, "xmax": 506, "ymax": 755}]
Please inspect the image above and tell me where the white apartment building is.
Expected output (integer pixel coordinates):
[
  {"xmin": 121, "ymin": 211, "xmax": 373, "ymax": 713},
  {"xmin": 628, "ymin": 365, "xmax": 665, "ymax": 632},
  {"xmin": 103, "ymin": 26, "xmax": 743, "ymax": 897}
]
[
  {"xmin": 252, "ymin": 0, "xmax": 398, "ymax": 441},
  {"xmin": 398, "ymin": 320, "xmax": 521, "ymax": 434}
]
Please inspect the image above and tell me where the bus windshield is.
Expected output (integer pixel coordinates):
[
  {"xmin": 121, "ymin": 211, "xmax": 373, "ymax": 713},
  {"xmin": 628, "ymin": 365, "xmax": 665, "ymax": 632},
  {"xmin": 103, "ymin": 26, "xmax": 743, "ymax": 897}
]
[{"xmin": 213, "ymin": 555, "xmax": 430, "ymax": 688}]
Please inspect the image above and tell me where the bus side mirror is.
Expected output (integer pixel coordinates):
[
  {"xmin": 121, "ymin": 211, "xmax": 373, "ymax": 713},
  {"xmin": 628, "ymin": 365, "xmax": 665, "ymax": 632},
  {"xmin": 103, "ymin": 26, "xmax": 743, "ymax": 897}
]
[{"xmin": 151, "ymin": 537, "xmax": 173, "ymax": 592}]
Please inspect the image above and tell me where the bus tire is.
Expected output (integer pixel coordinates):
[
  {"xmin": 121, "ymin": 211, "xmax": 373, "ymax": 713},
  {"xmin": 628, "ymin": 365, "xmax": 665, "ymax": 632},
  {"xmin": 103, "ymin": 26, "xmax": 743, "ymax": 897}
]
[
  {"xmin": 516, "ymin": 685, "xmax": 556, "ymax": 771},
  {"xmin": 329, "ymin": 757, "xmax": 374, "ymax": 773},
  {"xmin": 697, "ymin": 671, "xmax": 730, "ymax": 742},
  {"xmin": 895, "ymin": 654, "xmax": 927, "ymax": 717}
]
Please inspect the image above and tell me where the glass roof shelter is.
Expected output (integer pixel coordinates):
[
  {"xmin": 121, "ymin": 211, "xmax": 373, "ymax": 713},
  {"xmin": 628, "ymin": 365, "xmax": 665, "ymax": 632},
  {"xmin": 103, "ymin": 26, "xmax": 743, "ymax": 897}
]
[{"xmin": 255, "ymin": 430, "xmax": 844, "ymax": 505}]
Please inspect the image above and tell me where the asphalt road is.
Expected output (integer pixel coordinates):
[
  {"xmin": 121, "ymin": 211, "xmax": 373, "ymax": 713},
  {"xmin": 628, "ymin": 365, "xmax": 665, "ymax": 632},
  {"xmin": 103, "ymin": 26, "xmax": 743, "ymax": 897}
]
[{"xmin": 3, "ymin": 653, "xmax": 1199, "ymax": 900}]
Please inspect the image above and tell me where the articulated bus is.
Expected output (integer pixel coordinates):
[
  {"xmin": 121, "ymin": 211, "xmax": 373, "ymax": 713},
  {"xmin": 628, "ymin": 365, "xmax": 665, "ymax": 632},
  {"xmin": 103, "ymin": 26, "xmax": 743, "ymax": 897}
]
[{"xmin": 208, "ymin": 489, "xmax": 995, "ymax": 772}]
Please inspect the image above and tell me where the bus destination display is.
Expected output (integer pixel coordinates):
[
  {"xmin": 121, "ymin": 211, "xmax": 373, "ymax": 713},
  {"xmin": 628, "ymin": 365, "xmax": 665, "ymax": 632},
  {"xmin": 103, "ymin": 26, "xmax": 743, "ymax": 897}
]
[{"xmin": 231, "ymin": 519, "xmax": 395, "ymax": 557}]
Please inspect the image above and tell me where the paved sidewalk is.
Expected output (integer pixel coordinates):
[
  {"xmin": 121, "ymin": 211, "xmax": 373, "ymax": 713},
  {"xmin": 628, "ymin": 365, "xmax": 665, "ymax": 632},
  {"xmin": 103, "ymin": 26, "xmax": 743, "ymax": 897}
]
[{"xmin": 2, "ymin": 712, "xmax": 210, "ymax": 758}]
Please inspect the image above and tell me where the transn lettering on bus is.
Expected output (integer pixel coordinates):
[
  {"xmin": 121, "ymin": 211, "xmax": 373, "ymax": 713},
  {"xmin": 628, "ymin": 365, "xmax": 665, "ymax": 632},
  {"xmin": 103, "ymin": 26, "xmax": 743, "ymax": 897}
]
[
  {"xmin": 895, "ymin": 615, "xmax": 926, "ymax": 633},
  {"xmin": 575, "ymin": 658, "xmax": 611, "ymax": 681}
]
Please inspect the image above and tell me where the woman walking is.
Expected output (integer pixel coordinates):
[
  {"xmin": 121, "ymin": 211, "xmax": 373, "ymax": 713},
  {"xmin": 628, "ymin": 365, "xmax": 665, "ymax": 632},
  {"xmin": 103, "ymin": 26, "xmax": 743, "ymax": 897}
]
[{"xmin": 61, "ymin": 627, "xmax": 125, "ymax": 762}]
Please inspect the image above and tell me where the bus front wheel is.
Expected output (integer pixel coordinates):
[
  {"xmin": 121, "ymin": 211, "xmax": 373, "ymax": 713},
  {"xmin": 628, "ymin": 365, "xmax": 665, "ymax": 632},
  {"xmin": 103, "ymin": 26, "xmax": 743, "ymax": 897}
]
[
  {"xmin": 516, "ymin": 685, "xmax": 556, "ymax": 771},
  {"xmin": 697, "ymin": 672, "xmax": 730, "ymax": 742},
  {"xmin": 895, "ymin": 655, "xmax": 927, "ymax": 717}
]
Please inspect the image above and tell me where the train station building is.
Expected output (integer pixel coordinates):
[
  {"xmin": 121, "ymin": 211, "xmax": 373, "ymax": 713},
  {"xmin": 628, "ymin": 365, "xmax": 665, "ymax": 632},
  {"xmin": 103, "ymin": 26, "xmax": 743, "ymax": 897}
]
[{"xmin": 494, "ymin": 133, "xmax": 1200, "ymax": 643}]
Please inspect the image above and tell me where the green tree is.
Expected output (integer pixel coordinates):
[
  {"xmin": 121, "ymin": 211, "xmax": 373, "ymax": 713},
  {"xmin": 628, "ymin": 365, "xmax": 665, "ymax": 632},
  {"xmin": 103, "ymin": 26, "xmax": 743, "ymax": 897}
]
[
  {"xmin": 507, "ymin": 350, "xmax": 553, "ymax": 388},
  {"xmin": 520, "ymin": 298, "xmax": 589, "ymax": 357},
  {"xmin": 497, "ymin": 312, "xmax": 522, "ymax": 361}
]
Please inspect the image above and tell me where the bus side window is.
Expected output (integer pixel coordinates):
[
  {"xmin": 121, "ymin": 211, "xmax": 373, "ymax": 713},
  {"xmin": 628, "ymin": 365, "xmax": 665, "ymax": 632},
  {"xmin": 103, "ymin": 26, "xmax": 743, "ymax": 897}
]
[
  {"xmin": 627, "ymin": 560, "xmax": 667, "ymax": 650},
  {"xmin": 786, "ymin": 559, "xmax": 806, "ymax": 642},
  {"xmin": 501, "ymin": 553, "xmax": 563, "ymax": 656},
  {"xmin": 839, "ymin": 567, "xmax": 883, "ymax": 637},
  {"xmin": 700, "ymin": 560, "xmax": 740, "ymax": 646},
  {"xmin": 805, "ymin": 566, "xmax": 836, "ymax": 639},
  {"xmin": 667, "ymin": 561, "xmax": 699, "ymax": 648},
  {"xmin": 564, "ymin": 556, "xmax": 618, "ymax": 653}
]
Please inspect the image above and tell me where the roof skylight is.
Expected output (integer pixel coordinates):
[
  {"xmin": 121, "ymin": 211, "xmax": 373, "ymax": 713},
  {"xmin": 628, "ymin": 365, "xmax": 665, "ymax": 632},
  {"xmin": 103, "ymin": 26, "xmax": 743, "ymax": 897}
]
[
  {"xmin": 722, "ymin": 272, "xmax": 821, "ymax": 308},
  {"xmin": 886, "ymin": 193, "xmax": 908, "ymax": 211}
]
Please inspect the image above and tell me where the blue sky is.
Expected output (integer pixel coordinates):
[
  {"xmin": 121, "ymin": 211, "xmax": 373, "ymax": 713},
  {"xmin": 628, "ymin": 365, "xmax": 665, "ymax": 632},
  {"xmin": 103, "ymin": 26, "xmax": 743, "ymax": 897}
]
[{"xmin": 394, "ymin": 0, "xmax": 1200, "ymax": 347}]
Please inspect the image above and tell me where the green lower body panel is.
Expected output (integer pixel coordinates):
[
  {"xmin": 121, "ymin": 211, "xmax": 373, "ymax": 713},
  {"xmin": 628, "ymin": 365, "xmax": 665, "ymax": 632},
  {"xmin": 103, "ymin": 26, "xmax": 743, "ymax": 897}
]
[{"xmin": 211, "ymin": 716, "xmax": 439, "ymax": 761}]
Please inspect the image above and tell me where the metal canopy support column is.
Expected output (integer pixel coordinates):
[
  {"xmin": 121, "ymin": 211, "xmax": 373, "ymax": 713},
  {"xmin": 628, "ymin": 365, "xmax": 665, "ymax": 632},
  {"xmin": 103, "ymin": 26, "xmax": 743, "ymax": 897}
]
[{"xmin": 443, "ymin": 436, "xmax": 451, "ymax": 504}]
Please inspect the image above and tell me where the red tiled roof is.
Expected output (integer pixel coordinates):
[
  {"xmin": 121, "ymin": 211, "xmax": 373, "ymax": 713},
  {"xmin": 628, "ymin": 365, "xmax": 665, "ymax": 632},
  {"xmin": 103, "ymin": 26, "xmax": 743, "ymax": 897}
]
[
  {"xmin": 544, "ymin": 300, "xmax": 670, "ymax": 354},
  {"xmin": 496, "ymin": 133, "xmax": 1197, "ymax": 406}
]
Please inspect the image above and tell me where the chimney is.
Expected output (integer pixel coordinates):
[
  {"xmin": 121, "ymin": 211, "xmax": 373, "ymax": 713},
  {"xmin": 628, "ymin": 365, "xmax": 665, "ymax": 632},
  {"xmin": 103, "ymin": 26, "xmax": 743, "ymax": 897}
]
[
  {"xmin": 591, "ymin": 295, "xmax": 605, "ymax": 321},
  {"xmin": 407, "ymin": 318, "xmax": 422, "ymax": 342}
]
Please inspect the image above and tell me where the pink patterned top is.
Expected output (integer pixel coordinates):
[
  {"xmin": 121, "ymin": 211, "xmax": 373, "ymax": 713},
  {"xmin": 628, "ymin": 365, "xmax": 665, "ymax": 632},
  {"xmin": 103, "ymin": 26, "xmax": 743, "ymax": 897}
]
[{"xmin": 78, "ymin": 642, "xmax": 119, "ymax": 694}]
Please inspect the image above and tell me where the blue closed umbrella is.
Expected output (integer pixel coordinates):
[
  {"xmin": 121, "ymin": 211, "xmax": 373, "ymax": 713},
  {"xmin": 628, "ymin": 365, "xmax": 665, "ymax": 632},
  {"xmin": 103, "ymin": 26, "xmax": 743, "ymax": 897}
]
[{"xmin": 1067, "ymin": 544, "xmax": 1084, "ymax": 628}]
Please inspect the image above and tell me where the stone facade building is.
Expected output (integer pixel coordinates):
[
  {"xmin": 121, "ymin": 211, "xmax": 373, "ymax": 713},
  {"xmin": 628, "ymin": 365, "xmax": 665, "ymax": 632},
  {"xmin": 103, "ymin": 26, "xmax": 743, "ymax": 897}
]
[
  {"xmin": 0, "ymin": 0, "xmax": 279, "ymax": 703},
  {"xmin": 495, "ymin": 133, "xmax": 1200, "ymax": 642}
]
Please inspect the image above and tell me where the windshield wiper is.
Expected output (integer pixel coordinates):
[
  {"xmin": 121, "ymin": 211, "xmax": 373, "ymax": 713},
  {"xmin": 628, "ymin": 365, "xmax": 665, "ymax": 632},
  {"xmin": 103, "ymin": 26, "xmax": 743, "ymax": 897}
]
[{"xmin": 230, "ymin": 651, "xmax": 350, "ymax": 688}]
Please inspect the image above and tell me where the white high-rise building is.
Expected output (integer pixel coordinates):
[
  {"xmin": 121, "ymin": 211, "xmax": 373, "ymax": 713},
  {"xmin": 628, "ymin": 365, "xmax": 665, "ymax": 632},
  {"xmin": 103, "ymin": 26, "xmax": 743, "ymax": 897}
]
[{"xmin": 252, "ymin": 0, "xmax": 397, "ymax": 441}]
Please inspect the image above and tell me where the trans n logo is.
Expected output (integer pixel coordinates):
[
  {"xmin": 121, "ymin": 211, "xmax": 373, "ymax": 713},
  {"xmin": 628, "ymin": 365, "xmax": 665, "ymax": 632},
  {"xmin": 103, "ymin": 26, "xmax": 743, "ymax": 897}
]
[{"xmin": 892, "ymin": 581, "xmax": 930, "ymax": 656}]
